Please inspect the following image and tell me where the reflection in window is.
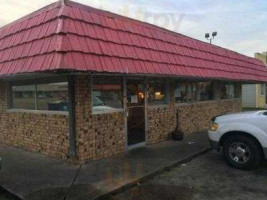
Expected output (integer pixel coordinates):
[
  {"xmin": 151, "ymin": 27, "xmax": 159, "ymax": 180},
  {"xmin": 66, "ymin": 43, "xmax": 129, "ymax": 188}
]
[
  {"xmin": 174, "ymin": 82, "xmax": 187, "ymax": 103},
  {"xmin": 37, "ymin": 82, "xmax": 68, "ymax": 111},
  {"xmin": 221, "ymin": 83, "xmax": 235, "ymax": 99},
  {"xmin": 187, "ymin": 82, "xmax": 198, "ymax": 102},
  {"xmin": 175, "ymin": 82, "xmax": 198, "ymax": 103},
  {"xmin": 10, "ymin": 78, "xmax": 69, "ymax": 111},
  {"xmin": 198, "ymin": 82, "xmax": 214, "ymax": 101},
  {"xmin": 148, "ymin": 79, "xmax": 167, "ymax": 105},
  {"xmin": 12, "ymin": 84, "xmax": 36, "ymax": 110},
  {"xmin": 92, "ymin": 76, "xmax": 122, "ymax": 113},
  {"xmin": 175, "ymin": 81, "xmax": 214, "ymax": 103}
]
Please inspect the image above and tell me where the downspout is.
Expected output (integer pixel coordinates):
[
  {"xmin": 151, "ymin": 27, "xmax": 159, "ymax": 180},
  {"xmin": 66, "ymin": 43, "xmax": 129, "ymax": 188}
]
[
  {"xmin": 256, "ymin": 84, "xmax": 259, "ymax": 108},
  {"xmin": 68, "ymin": 75, "xmax": 76, "ymax": 158}
]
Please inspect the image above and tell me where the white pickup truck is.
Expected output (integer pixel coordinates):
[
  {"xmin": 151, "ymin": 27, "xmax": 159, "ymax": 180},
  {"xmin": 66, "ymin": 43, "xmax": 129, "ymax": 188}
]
[{"xmin": 208, "ymin": 110, "xmax": 267, "ymax": 170}]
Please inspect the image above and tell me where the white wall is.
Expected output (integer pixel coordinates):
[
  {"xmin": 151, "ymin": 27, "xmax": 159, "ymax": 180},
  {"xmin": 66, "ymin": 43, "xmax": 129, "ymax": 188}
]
[{"xmin": 242, "ymin": 84, "xmax": 257, "ymax": 108}]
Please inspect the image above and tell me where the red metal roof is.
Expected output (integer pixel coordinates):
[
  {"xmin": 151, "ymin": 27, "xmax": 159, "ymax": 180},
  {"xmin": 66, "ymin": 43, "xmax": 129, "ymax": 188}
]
[{"xmin": 0, "ymin": 0, "xmax": 267, "ymax": 82}]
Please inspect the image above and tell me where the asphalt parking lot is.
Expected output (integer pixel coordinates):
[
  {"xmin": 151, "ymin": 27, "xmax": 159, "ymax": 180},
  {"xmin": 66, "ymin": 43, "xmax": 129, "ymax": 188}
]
[
  {"xmin": 1, "ymin": 151, "xmax": 267, "ymax": 200},
  {"xmin": 0, "ymin": 188, "xmax": 16, "ymax": 200},
  {"xmin": 112, "ymin": 151, "xmax": 267, "ymax": 200}
]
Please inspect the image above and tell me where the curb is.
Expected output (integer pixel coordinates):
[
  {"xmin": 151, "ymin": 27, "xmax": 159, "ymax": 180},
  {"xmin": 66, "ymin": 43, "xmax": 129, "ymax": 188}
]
[{"xmin": 96, "ymin": 147, "xmax": 211, "ymax": 200}]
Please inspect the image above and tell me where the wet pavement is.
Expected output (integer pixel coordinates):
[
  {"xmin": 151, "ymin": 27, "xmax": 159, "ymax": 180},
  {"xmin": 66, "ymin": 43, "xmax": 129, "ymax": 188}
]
[
  {"xmin": 112, "ymin": 151, "xmax": 267, "ymax": 200},
  {"xmin": 0, "ymin": 188, "xmax": 17, "ymax": 200},
  {"xmin": 0, "ymin": 132, "xmax": 209, "ymax": 200},
  {"xmin": 2, "ymin": 149, "xmax": 266, "ymax": 200}
]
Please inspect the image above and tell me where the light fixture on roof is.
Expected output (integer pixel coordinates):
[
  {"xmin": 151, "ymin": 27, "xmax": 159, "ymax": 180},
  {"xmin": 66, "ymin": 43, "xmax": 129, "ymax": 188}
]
[{"xmin": 205, "ymin": 31, "xmax": 218, "ymax": 44}]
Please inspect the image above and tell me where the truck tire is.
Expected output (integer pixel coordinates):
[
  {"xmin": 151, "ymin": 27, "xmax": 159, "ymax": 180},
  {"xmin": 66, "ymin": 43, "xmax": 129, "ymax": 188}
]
[{"xmin": 223, "ymin": 134, "xmax": 262, "ymax": 170}]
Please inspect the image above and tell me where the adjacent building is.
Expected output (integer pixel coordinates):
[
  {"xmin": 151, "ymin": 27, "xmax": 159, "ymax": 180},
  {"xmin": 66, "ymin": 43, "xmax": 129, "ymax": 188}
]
[
  {"xmin": 0, "ymin": 0, "xmax": 267, "ymax": 162},
  {"xmin": 242, "ymin": 52, "xmax": 267, "ymax": 108}
]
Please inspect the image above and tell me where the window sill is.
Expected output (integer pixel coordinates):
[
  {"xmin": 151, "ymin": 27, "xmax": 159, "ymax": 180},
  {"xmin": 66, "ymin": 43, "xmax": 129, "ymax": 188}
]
[
  {"xmin": 92, "ymin": 108, "xmax": 124, "ymax": 115},
  {"xmin": 175, "ymin": 100, "xmax": 215, "ymax": 106},
  {"xmin": 175, "ymin": 98, "xmax": 241, "ymax": 106},
  {"xmin": 147, "ymin": 104, "xmax": 169, "ymax": 109},
  {"xmin": 7, "ymin": 109, "xmax": 69, "ymax": 115}
]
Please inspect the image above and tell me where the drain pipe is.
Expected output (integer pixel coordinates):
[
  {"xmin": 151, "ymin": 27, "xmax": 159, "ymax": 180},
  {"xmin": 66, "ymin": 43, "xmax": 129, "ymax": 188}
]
[{"xmin": 68, "ymin": 75, "xmax": 76, "ymax": 158}]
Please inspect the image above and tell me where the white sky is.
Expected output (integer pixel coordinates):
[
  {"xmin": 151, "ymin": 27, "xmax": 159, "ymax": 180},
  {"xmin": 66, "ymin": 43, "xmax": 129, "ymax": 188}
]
[{"xmin": 1, "ymin": 0, "xmax": 266, "ymax": 57}]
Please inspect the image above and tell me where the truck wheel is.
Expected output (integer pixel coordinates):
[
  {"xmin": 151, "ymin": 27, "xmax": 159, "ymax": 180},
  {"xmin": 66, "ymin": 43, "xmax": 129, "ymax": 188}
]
[{"xmin": 223, "ymin": 135, "xmax": 262, "ymax": 170}]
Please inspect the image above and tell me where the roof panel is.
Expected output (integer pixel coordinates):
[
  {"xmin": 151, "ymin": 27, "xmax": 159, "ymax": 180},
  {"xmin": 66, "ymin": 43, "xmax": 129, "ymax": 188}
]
[{"xmin": 0, "ymin": 1, "xmax": 266, "ymax": 82}]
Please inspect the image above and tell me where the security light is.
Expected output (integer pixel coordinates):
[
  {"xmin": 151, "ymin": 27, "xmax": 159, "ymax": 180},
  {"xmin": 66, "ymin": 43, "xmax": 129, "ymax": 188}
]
[
  {"xmin": 205, "ymin": 31, "xmax": 218, "ymax": 44},
  {"xmin": 212, "ymin": 32, "xmax": 217, "ymax": 37}
]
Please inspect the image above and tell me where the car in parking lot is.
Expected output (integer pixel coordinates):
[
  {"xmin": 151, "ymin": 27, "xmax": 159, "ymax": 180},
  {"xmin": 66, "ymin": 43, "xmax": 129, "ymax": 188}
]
[{"xmin": 208, "ymin": 110, "xmax": 267, "ymax": 170}]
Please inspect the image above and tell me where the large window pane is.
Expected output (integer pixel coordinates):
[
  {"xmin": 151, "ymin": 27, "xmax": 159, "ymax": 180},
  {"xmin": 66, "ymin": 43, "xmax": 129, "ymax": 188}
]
[
  {"xmin": 10, "ymin": 77, "xmax": 69, "ymax": 112},
  {"xmin": 187, "ymin": 82, "xmax": 198, "ymax": 102},
  {"xmin": 92, "ymin": 76, "xmax": 123, "ymax": 113},
  {"xmin": 148, "ymin": 79, "xmax": 167, "ymax": 105},
  {"xmin": 221, "ymin": 83, "xmax": 235, "ymax": 99},
  {"xmin": 174, "ymin": 82, "xmax": 187, "ymax": 103},
  {"xmin": 198, "ymin": 82, "xmax": 214, "ymax": 101},
  {"xmin": 175, "ymin": 81, "xmax": 215, "ymax": 103},
  {"xmin": 37, "ymin": 82, "xmax": 68, "ymax": 111},
  {"xmin": 12, "ymin": 84, "xmax": 36, "ymax": 110}
]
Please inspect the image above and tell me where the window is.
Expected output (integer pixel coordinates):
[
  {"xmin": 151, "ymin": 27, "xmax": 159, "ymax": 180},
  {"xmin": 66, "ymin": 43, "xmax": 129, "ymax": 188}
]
[
  {"xmin": 261, "ymin": 84, "xmax": 265, "ymax": 96},
  {"xmin": 174, "ymin": 82, "xmax": 187, "ymax": 103},
  {"xmin": 9, "ymin": 78, "xmax": 69, "ymax": 112},
  {"xmin": 175, "ymin": 81, "xmax": 214, "ymax": 103},
  {"xmin": 198, "ymin": 82, "xmax": 214, "ymax": 101},
  {"xmin": 12, "ymin": 84, "xmax": 36, "ymax": 110},
  {"xmin": 187, "ymin": 82, "xmax": 198, "ymax": 102},
  {"xmin": 220, "ymin": 83, "xmax": 235, "ymax": 99},
  {"xmin": 92, "ymin": 76, "xmax": 123, "ymax": 113},
  {"xmin": 148, "ymin": 79, "xmax": 168, "ymax": 105},
  {"xmin": 37, "ymin": 82, "xmax": 68, "ymax": 111},
  {"xmin": 234, "ymin": 84, "xmax": 241, "ymax": 98}
]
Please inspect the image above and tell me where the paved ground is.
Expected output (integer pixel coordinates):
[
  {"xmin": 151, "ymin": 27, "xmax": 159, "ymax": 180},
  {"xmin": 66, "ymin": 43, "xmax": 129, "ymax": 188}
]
[
  {"xmin": 111, "ymin": 151, "xmax": 267, "ymax": 200},
  {"xmin": 0, "ymin": 144, "xmax": 80, "ymax": 200},
  {"xmin": 0, "ymin": 132, "xmax": 209, "ymax": 200},
  {"xmin": 2, "ymin": 150, "xmax": 267, "ymax": 200},
  {"xmin": 0, "ymin": 188, "xmax": 17, "ymax": 200}
]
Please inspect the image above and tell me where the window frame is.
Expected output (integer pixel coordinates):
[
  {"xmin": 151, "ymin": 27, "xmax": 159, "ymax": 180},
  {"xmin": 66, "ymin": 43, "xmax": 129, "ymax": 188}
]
[{"xmin": 7, "ymin": 76, "xmax": 69, "ymax": 114}]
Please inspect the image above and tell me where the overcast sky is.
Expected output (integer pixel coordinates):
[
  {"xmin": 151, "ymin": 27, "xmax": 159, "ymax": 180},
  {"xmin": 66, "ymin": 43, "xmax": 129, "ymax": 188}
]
[{"xmin": 1, "ymin": 0, "xmax": 266, "ymax": 57}]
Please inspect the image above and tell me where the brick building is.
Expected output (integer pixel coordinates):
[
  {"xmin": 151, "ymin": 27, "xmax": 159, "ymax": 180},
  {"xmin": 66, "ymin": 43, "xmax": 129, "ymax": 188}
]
[{"xmin": 0, "ymin": 0, "xmax": 267, "ymax": 162}]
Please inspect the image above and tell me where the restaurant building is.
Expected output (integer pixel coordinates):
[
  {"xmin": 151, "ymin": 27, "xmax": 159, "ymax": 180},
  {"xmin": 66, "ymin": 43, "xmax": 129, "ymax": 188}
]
[{"xmin": 0, "ymin": 0, "xmax": 267, "ymax": 162}]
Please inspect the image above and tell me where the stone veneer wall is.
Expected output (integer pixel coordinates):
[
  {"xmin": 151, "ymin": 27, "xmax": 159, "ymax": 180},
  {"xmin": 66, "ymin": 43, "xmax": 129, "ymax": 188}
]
[
  {"xmin": 0, "ymin": 76, "xmax": 243, "ymax": 162},
  {"xmin": 146, "ymin": 82, "xmax": 177, "ymax": 144},
  {"xmin": 176, "ymin": 99, "xmax": 242, "ymax": 134},
  {"xmin": 146, "ymin": 105, "xmax": 177, "ymax": 144},
  {"xmin": 75, "ymin": 76, "xmax": 125, "ymax": 162},
  {"xmin": 0, "ymin": 81, "xmax": 69, "ymax": 159}
]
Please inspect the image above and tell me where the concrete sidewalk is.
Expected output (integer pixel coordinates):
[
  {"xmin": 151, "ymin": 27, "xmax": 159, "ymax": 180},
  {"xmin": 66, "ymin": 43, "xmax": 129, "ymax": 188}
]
[{"xmin": 0, "ymin": 132, "xmax": 209, "ymax": 200}]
